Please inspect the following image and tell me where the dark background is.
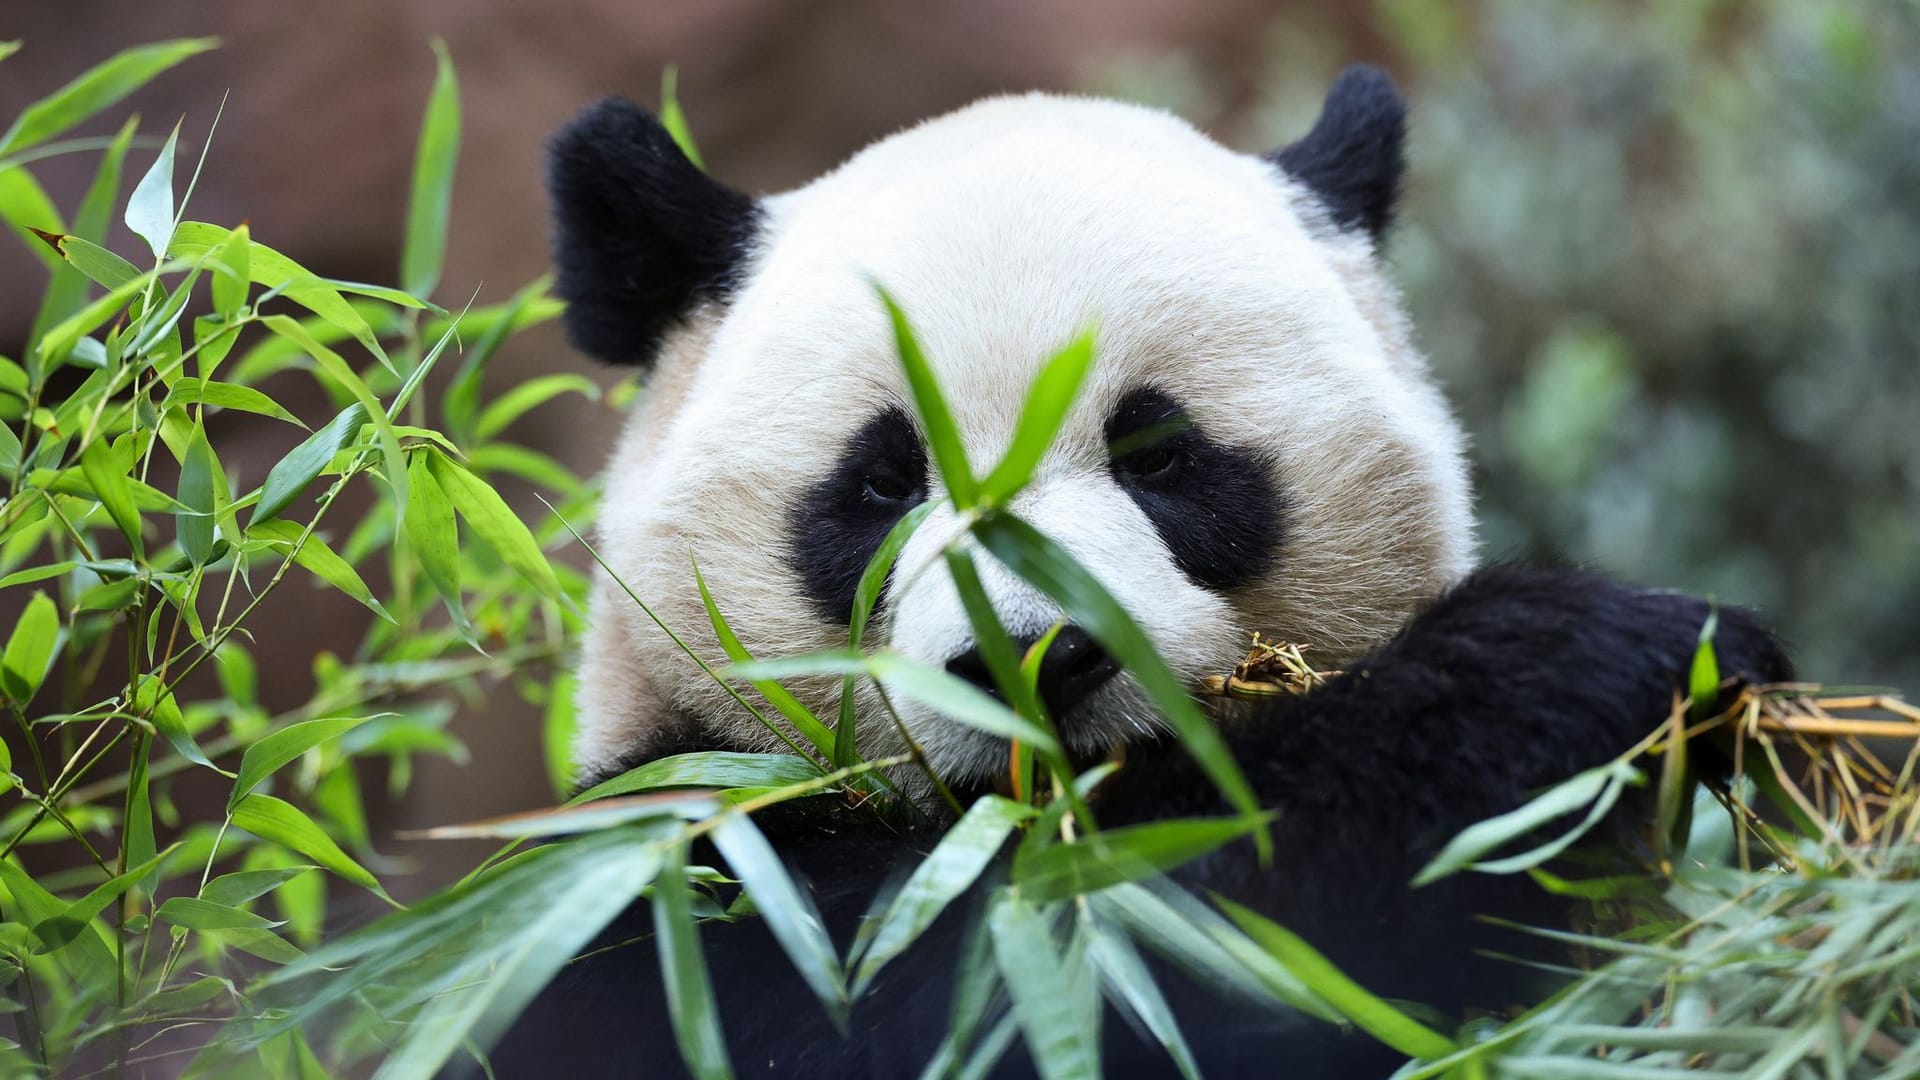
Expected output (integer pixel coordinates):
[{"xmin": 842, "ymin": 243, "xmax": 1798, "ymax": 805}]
[{"xmin": 5, "ymin": 0, "xmax": 1916, "ymax": 887}]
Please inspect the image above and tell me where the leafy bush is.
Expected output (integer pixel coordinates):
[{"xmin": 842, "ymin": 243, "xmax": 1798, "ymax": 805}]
[{"xmin": 0, "ymin": 38, "xmax": 594, "ymax": 1074}]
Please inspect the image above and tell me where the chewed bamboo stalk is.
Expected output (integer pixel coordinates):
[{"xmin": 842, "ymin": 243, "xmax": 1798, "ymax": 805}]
[{"xmin": 1193, "ymin": 633, "xmax": 1340, "ymax": 699}]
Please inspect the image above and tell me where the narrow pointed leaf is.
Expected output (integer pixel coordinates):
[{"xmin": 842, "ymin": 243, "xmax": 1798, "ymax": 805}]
[
  {"xmin": 230, "ymin": 793, "xmax": 382, "ymax": 894},
  {"xmin": 1013, "ymin": 816, "xmax": 1269, "ymax": 902},
  {"xmin": 989, "ymin": 892, "xmax": 1100, "ymax": 1080},
  {"xmin": 229, "ymin": 715, "xmax": 374, "ymax": 810},
  {"xmin": 838, "ymin": 499, "xmax": 934, "ymax": 765},
  {"xmin": 569, "ymin": 751, "xmax": 823, "ymax": 804},
  {"xmin": 251, "ymin": 403, "xmax": 367, "ymax": 524},
  {"xmin": 979, "ymin": 327, "xmax": 1096, "ymax": 503},
  {"xmin": 0, "ymin": 38, "xmax": 217, "ymax": 157},
  {"xmin": 400, "ymin": 39, "xmax": 460, "ymax": 299},
  {"xmin": 177, "ymin": 423, "xmax": 218, "ymax": 565},
  {"xmin": 695, "ymin": 556, "xmax": 833, "ymax": 758},
  {"xmin": 880, "ymin": 287, "xmax": 975, "ymax": 507},
  {"xmin": 2, "ymin": 590, "xmax": 58, "ymax": 704},
  {"xmin": 425, "ymin": 451, "xmax": 562, "ymax": 600},
  {"xmin": 655, "ymin": 844, "xmax": 735, "ymax": 1080},
  {"xmin": 854, "ymin": 794, "xmax": 1033, "ymax": 995},
  {"xmin": 1214, "ymin": 894, "xmax": 1457, "ymax": 1061},
  {"xmin": 80, "ymin": 436, "xmax": 144, "ymax": 555},
  {"xmin": 710, "ymin": 813, "xmax": 847, "ymax": 1024},
  {"xmin": 125, "ymin": 121, "xmax": 180, "ymax": 260}
]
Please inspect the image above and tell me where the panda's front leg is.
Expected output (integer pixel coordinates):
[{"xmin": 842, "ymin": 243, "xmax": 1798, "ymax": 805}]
[{"xmin": 1094, "ymin": 564, "xmax": 1791, "ymax": 1014}]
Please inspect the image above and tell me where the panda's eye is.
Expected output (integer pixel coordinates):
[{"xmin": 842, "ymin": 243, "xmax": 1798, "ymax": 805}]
[
  {"xmin": 862, "ymin": 469, "xmax": 920, "ymax": 505},
  {"xmin": 1117, "ymin": 444, "xmax": 1181, "ymax": 481}
]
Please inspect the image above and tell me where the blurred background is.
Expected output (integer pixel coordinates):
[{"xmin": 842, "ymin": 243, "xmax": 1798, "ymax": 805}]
[{"xmin": 4, "ymin": 0, "xmax": 1916, "ymax": 885}]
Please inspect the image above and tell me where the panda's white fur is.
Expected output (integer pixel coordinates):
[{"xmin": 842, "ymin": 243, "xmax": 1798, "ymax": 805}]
[{"xmin": 572, "ymin": 92, "xmax": 1475, "ymax": 788}]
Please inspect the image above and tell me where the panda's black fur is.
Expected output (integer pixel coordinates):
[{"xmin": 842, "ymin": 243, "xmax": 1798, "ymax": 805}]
[{"xmin": 489, "ymin": 69, "xmax": 1795, "ymax": 1078}]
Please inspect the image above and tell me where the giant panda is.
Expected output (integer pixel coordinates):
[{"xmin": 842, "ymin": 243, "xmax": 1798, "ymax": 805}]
[{"xmin": 489, "ymin": 68, "xmax": 1790, "ymax": 1078}]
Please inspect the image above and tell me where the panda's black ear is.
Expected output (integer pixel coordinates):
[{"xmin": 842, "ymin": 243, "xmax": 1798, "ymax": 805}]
[
  {"xmin": 547, "ymin": 98, "xmax": 762, "ymax": 366},
  {"xmin": 1264, "ymin": 65, "xmax": 1406, "ymax": 242}
]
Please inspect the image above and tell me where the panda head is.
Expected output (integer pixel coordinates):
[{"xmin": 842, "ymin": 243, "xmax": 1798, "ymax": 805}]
[{"xmin": 551, "ymin": 68, "xmax": 1475, "ymax": 791}]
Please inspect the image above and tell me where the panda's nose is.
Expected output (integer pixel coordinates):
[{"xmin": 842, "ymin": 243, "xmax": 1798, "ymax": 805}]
[{"xmin": 944, "ymin": 626, "xmax": 1120, "ymax": 720}]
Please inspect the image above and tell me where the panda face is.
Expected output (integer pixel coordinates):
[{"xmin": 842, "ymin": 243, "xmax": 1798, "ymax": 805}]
[{"xmin": 553, "ymin": 78, "xmax": 1476, "ymax": 790}]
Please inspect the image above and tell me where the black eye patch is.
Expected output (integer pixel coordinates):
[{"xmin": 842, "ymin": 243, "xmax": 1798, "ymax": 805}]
[
  {"xmin": 1105, "ymin": 387, "xmax": 1283, "ymax": 593},
  {"xmin": 789, "ymin": 407, "xmax": 930, "ymax": 623}
]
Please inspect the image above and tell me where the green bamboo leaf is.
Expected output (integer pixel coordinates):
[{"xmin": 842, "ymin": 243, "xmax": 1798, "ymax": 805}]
[
  {"xmin": 34, "ymin": 261, "xmax": 165, "ymax": 368},
  {"xmin": 1085, "ymin": 923, "xmax": 1201, "ymax": 1080},
  {"xmin": 466, "ymin": 444, "xmax": 583, "ymax": 494},
  {"xmin": 2, "ymin": 590, "xmax": 58, "ymax": 704},
  {"xmin": 569, "ymin": 751, "xmax": 823, "ymax": 804},
  {"xmin": 228, "ymin": 715, "xmax": 374, "ymax": 811},
  {"xmin": 371, "ymin": 844, "xmax": 661, "ymax": 1080},
  {"xmin": 172, "ymin": 222, "xmax": 389, "ymax": 368},
  {"xmin": 0, "ymin": 860, "xmax": 117, "ymax": 991},
  {"xmin": 251, "ymin": 403, "xmax": 367, "ymax": 524},
  {"xmin": 0, "ymin": 42, "xmax": 16, "ymax": 64},
  {"xmin": 230, "ymin": 793, "xmax": 382, "ymax": 894},
  {"xmin": 124, "ymin": 121, "xmax": 180, "ymax": 260},
  {"xmin": 946, "ymin": 548, "xmax": 1047, "ymax": 725},
  {"xmin": 1014, "ymin": 816, "xmax": 1269, "ymax": 902},
  {"xmin": 735, "ymin": 651, "xmax": 1060, "ymax": 756},
  {"xmin": 403, "ymin": 450, "xmax": 465, "ymax": 628},
  {"xmin": 248, "ymin": 519, "xmax": 393, "ymax": 622},
  {"xmin": 425, "ymin": 451, "xmax": 562, "ymax": 600},
  {"xmin": 972, "ymin": 513, "xmax": 1267, "ymax": 857},
  {"xmin": 988, "ymin": 891, "xmax": 1099, "ymax": 1080},
  {"xmin": 655, "ymin": 843, "xmax": 735, "ymax": 1080},
  {"xmin": 1214, "ymin": 893, "xmax": 1458, "ymax": 1061},
  {"xmin": 134, "ymin": 673, "xmax": 225, "ymax": 773},
  {"xmin": 30, "ymin": 847, "xmax": 172, "ymax": 951},
  {"xmin": 28, "ymin": 117, "xmax": 135, "ymax": 348},
  {"xmin": 441, "ymin": 274, "xmax": 554, "ymax": 444},
  {"xmin": 123, "ymin": 737, "xmax": 155, "ymax": 880},
  {"xmin": 0, "ymin": 38, "xmax": 217, "ymax": 157},
  {"xmin": 978, "ymin": 327, "xmax": 1097, "ymax": 504},
  {"xmin": 879, "ymin": 286, "xmax": 975, "ymax": 507},
  {"xmin": 474, "ymin": 373, "xmax": 600, "ymax": 442},
  {"xmin": 543, "ymin": 671, "xmax": 577, "ymax": 801},
  {"xmin": 694, "ymin": 555, "xmax": 834, "ymax": 758},
  {"xmin": 164, "ymin": 378, "xmax": 307, "ymax": 428},
  {"xmin": 710, "ymin": 813, "xmax": 847, "ymax": 1024},
  {"xmin": 156, "ymin": 896, "xmax": 281, "ymax": 932},
  {"xmin": 400, "ymin": 39, "xmax": 461, "ymax": 299},
  {"xmin": 1688, "ymin": 606, "xmax": 1721, "ymax": 717},
  {"xmin": 208, "ymin": 221, "xmax": 251, "ymax": 325},
  {"xmin": 199, "ymin": 867, "xmax": 317, "ymax": 908},
  {"xmin": 1412, "ymin": 760, "xmax": 1639, "ymax": 887},
  {"xmin": 0, "ymin": 165, "xmax": 62, "ymax": 269},
  {"xmin": 80, "ymin": 436, "xmax": 144, "ymax": 556},
  {"xmin": 853, "ymin": 795, "xmax": 1034, "ymax": 995},
  {"xmin": 39, "ymin": 231, "xmax": 140, "ymax": 289},
  {"xmin": 262, "ymin": 314, "xmax": 403, "ymax": 508},
  {"xmin": 210, "ymin": 926, "xmax": 305, "ymax": 965},
  {"xmin": 658, "ymin": 66, "xmax": 704, "ymax": 169},
  {"xmin": 177, "ymin": 423, "xmax": 218, "ymax": 565},
  {"xmin": 837, "ymin": 499, "xmax": 934, "ymax": 765}
]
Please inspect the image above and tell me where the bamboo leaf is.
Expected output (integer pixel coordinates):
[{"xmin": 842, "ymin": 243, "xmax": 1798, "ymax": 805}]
[
  {"xmin": 231, "ymin": 793, "xmax": 383, "ymax": 895},
  {"xmin": 403, "ymin": 450, "xmax": 464, "ymax": 626},
  {"xmin": 1412, "ymin": 760, "xmax": 1639, "ymax": 886},
  {"xmin": 1085, "ymin": 923, "xmax": 1201, "ymax": 1080},
  {"xmin": 262, "ymin": 314, "xmax": 403, "ymax": 512},
  {"xmin": 853, "ymin": 794, "xmax": 1034, "ymax": 996},
  {"xmin": 228, "ymin": 715, "xmax": 374, "ymax": 811},
  {"xmin": 177, "ymin": 423, "xmax": 218, "ymax": 565},
  {"xmin": 156, "ymin": 896, "xmax": 282, "ymax": 932},
  {"xmin": 425, "ymin": 451, "xmax": 563, "ymax": 601},
  {"xmin": 400, "ymin": 39, "xmax": 460, "ymax": 299},
  {"xmin": 978, "ymin": 327, "xmax": 1097, "ymax": 504},
  {"xmin": 251, "ymin": 403, "xmax": 367, "ymax": 524},
  {"xmin": 134, "ymin": 673, "xmax": 226, "ymax": 773},
  {"xmin": 988, "ymin": 891, "xmax": 1099, "ymax": 1080},
  {"xmin": 249, "ymin": 519, "xmax": 393, "ymax": 623},
  {"xmin": 2, "ymin": 590, "xmax": 58, "ymax": 704},
  {"xmin": 710, "ymin": 813, "xmax": 847, "ymax": 1025},
  {"xmin": 569, "ymin": 751, "xmax": 823, "ymax": 804},
  {"xmin": 474, "ymin": 373, "xmax": 600, "ymax": 442},
  {"xmin": 1214, "ymin": 893, "xmax": 1458, "ymax": 1061},
  {"xmin": 0, "ymin": 38, "xmax": 217, "ymax": 157},
  {"xmin": 172, "ymin": 222, "xmax": 390, "ymax": 368},
  {"xmin": 124, "ymin": 121, "xmax": 180, "ymax": 260},
  {"xmin": 80, "ymin": 436, "xmax": 144, "ymax": 556},
  {"xmin": 879, "ymin": 286, "xmax": 976, "ymax": 507},
  {"xmin": 694, "ymin": 555, "xmax": 834, "ymax": 759},
  {"xmin": 165, "ymin": 378, "xmax": 307, "ymax": 429},
  {"xmin": 199, "ymin": 867, "xmax": 317, "ymax": 908},
  {"xmin": 973, "ymin": 513, "xmax": 1267, "ymax": 857},
  {"xmin": 838, "ymin": 499, "xmax": 934, "ymax": 766},
  {"xmin": 655, "ymin": 843, "xmax": 735, "ymax": 1080},
  {"xmin": 1013, "ymin": 816, "xmax": 1269, "ymax": 902}
]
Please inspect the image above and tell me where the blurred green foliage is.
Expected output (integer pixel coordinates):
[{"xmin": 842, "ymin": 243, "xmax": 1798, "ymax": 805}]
[{"xmin": 1104, "ymin": 0, "xmax": 1920, "ymax": 686}]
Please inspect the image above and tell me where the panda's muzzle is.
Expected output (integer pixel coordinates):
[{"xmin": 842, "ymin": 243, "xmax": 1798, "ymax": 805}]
[{"xmin": 944, "ymin": 625, "xmax": 1120, "ymax": 721}]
